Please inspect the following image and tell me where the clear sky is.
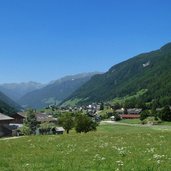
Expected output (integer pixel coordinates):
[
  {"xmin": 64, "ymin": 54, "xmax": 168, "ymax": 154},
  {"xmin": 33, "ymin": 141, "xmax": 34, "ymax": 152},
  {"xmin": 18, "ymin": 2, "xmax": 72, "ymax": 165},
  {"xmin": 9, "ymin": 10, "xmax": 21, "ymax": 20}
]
[{"xmin": 0, "ymin": 0, "xmax": 171, "ymax": 84}]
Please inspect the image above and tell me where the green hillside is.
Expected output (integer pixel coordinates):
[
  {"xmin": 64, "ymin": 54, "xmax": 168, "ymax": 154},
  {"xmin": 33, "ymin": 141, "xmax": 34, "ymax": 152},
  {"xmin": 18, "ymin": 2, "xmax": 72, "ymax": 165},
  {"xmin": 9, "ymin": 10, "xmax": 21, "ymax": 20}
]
[
  {"xmin": 0, "ymin": 91, "xmax": 19, "ymax": 115},
  {"xmin": 63, "ymin": 43, "xmax": 171, "ymax": 106}
]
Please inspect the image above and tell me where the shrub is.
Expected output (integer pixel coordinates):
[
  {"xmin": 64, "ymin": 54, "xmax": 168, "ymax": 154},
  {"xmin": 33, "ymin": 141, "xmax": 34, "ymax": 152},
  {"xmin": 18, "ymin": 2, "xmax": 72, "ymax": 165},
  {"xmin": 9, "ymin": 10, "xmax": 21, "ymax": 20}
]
[
  {"xmin": 140, "ymin": 110, "xmax": 150, "ymax": 121},
  {"xmin": 159, "ymin": 106, "xmax": 171, "ymax": 121},
  {"xmin": 142, "ymin": 117, "xmax": 161, "ymax": 125},
  {"xmin": 18, "ymin": 125, "xmax": 31, "ymax": 135},
  {"xmin": 75, "ymin": 114, "xmax": 98, "ymax": 133},
  {"xmin": 58, "ymin": 113, "xmax": 74, "ymax": 134},
  {"xmin": 39, "ymin": 122, "xmax": 56, "ymax": 135},
  {"xmin": 113, "ymin": 113, "xmax": 121, "ymax": 121},
  {"xmin": 24, "ymin": 109, "xmax": 38, "ymax": 134}
]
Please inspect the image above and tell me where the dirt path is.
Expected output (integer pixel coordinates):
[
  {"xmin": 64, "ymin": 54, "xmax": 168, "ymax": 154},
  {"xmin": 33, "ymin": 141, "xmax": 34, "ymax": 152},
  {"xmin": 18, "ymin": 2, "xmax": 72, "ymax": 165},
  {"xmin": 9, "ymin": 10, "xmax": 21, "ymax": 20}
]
[{"xmin": 0, "ymin": 136, "xmax": 25, "ymax": 141}]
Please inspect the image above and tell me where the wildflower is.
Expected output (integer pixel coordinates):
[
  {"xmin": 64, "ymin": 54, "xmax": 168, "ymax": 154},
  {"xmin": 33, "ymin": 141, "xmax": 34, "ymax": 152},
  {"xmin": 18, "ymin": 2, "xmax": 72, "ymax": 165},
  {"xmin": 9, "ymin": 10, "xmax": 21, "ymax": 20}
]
[
  {"xmin": 116, "ymin": 160, "xmax": 124, "ymax": 166},
  {"xmin": 146, "ymin": 147, "xmax": 155, "ymax": 153},
  {"xmin": 157, "ymin": 160, "xmax": 161, "ymax": 164},
  {"xmin": 101, "ymin": 157, "xmax": 106, "ymax": 161}
]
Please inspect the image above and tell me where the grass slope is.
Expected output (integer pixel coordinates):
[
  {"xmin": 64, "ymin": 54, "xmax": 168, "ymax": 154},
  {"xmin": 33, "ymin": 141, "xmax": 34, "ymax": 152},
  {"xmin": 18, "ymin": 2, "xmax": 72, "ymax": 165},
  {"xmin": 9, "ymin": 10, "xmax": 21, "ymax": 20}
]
[{"xmin": 0, "ymin": 125, "xmax": 171, "ymax": 171}]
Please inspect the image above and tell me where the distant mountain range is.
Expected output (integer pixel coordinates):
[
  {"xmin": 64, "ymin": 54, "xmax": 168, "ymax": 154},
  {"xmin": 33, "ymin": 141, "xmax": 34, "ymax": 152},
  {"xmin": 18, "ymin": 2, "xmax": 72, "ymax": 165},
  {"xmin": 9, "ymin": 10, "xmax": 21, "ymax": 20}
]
[
  {"xmin": 17, "ymin": 72, "xmax": 99, "ymax": 108},
  {"xmin": 0, "ymin": 82, "xmax": 45, "ymax": 101},
  {"xmin": 62, "ymin": 42, "xmax": 171, "ymax": 106}
]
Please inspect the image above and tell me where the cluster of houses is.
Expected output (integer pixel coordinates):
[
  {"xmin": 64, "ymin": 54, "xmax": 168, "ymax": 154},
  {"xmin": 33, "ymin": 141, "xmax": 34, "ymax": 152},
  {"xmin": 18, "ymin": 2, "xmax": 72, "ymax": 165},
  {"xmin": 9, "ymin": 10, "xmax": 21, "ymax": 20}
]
[
  {"xmin": 0, "ymin": 102, "xmax": 144, "ymax": 138},
  {"xmin": 54, "ymin": 103, "xmax": 102, "ymax": 121},
  {"xmin": 0, "ymin": 112, "xmax": 65, "ymax": 138},
  {"xmin": 111, "ymin": 108, "xmax": 142, "ymax": 121}
]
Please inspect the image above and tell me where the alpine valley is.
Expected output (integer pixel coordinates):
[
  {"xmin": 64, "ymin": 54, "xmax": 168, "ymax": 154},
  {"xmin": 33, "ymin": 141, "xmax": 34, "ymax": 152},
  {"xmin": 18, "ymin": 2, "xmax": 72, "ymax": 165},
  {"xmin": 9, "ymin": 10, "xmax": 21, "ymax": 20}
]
[{"xmin": 1, "ymin": 43, "xmax": 171, "ymax": 110}]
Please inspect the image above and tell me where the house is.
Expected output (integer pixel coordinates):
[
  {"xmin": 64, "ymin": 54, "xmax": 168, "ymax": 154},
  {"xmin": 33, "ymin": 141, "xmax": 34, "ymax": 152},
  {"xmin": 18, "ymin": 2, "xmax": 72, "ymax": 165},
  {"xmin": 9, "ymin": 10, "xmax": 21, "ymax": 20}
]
[
  {"xmin": 0, "ymin": 113, "xmax": 14, "ymax": 137},
  {"xmin": 116, "ymin": 108, "xmax": 142, "ymax": 115},
  {"xmin": 10, "ymin": 113, "xmax": 25, "ymax": 124},
  {"xmin": 55, "ymin": 127, "xmax": 65, "ymax": 134},
  {"xmin": 116, "ymin": 108, "xmax": 124, "ymax": 114},
  {"xmin": 127, "ymin": 108, "xmax": 142, "ymax": 115},
  {"xmin": 36, "ymin": 113, "xmax": 58, "ymax": 123}
]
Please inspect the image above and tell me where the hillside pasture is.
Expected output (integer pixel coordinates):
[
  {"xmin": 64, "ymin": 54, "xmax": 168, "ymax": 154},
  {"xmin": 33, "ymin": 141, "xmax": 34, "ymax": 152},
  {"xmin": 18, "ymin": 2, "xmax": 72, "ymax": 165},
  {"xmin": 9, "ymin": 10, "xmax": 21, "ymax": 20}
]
[{"xmin": 0, "ymin": 124, "xmax": 171, "ymax": 171}]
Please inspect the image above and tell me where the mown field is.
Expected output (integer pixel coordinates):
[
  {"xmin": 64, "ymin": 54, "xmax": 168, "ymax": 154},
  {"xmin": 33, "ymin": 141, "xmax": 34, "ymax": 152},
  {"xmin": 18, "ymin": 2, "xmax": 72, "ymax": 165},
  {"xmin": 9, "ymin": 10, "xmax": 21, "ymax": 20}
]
[{"xmin": 0, "ymin": 124, "xmax": 171, "ymax": 171}]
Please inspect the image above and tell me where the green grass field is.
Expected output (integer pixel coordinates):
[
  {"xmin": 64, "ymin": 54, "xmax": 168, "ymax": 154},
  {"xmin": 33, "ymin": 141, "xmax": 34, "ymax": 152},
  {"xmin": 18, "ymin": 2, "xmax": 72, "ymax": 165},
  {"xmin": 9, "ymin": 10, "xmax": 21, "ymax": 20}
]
[
  {"xmin": 0, "ymin": 124, "xmax": 171, "ymax": 171},
  {"xmin": 118, "ymin": 119, "xmax": 141, "ymax": 124},
  {"xmin": 118, "ymin": 119, "xmax": 171, "ymax": 126}
]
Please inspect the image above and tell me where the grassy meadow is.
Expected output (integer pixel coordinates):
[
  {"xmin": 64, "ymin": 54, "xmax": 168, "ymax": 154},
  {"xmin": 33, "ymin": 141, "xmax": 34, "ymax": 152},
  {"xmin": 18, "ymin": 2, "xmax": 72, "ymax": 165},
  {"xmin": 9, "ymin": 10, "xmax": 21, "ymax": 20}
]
[
  {"xmin": 0, "ymin": 124, "xmax": 171, "ymax": 171},
  {"xmin": 118, "ymin": 119, "xmax": 141, "ymax": 124}
]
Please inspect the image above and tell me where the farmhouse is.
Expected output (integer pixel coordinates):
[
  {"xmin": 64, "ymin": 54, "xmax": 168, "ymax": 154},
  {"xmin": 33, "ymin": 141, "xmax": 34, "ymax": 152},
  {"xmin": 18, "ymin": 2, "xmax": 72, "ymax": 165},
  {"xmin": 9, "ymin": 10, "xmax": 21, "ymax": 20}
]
[
  {"xmin": 0, "ymin": 113, "xmax": 14, "ymax": 137},
  {"xmin": 36, "ymin": 113, "xmax": 57, "ymax": 123},
  {"xmin": 10, "ymin": 113, "xmax": 25, "ymax": 124},
  {"xmin": 116, "ymin": 108, "xmax": 124, "ymax": 114},
  {"xmin": 116, "ymin": 108, "xmax": 142, "ymax": 115},
  {"xmin": 127, "ymin": 108, "xmax": 142, "ymax": 114}
]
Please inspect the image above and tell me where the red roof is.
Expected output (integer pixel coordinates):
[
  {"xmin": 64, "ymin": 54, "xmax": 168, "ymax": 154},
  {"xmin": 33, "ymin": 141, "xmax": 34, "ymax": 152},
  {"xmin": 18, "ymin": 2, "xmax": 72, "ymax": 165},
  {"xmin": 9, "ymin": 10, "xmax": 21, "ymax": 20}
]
[{"xmin": 120, "ymin": 114, "xmax": 140, "ymax": 119}]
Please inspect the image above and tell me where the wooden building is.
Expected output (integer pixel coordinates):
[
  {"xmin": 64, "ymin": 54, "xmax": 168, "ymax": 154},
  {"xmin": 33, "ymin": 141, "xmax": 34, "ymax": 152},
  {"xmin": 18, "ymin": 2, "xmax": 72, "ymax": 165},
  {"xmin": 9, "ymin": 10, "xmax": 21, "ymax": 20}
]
[{"xmin": 0, "ymin": 113, "xmax": 14, "ymax": 137}]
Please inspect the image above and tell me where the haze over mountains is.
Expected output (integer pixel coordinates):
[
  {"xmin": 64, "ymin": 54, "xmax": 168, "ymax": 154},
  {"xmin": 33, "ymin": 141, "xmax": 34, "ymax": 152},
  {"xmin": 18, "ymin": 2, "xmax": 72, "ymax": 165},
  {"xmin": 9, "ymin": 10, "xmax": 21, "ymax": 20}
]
[
  {"xmin": 0, "ymin": 82, "xmax": 45, "ymax": 101},
  {"xmin": 1, "ymin": 43, "xmax": 171, "ymax": 111},
  {"xmin": 17, "ymin": 72, "xmax": 99, "ymax": 108}
]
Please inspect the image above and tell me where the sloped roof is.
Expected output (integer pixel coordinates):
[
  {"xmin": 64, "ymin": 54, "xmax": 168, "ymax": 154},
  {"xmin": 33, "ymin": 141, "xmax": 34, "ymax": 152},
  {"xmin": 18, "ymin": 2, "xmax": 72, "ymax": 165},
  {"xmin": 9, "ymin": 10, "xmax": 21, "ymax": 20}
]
[
  {"xmin": 127, "ymin": 108, "xmax": 142, "ymax": 114},
  {"xmin": 0, "ymin": 113, "xmax": 14, "ymax": 121},
  {"xmin": 55, "ymin": 127, "xmax": 65, "ymax": 132},
  {"xmin": 13, "ymin": 113, "xmax": 26, "ymax": 118},
  {"xmin": 36, "ymin": 113, "xmax": 57, "ymax": 122}
]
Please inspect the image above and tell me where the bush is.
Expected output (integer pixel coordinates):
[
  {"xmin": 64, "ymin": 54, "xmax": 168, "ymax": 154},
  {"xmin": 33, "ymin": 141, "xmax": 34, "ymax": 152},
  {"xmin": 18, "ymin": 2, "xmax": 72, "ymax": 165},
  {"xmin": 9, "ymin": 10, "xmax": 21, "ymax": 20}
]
[
  {"xmin": 18, "ymin": 125, "xmax": 31, "ymax": 135},
  {"xmin": 75, "ymin": 114, "xmax": 98, "ymax": 133},
  {"xmin": 159, "ymin": 106, "xmax": 171, "ymax": 121},
  {"xmin": 24, "ymin": 109, "xmax": 38, "ymax": 134},
  {"xmin": 142, "ymin": 117, "xmax": 161, "ymax": 125},
  {"xmin": 58, "ymin": 113, "xmax": 74, "ymax": 134},
  {"xmin": 39, "ymin": 122, "xmax": 56, "ymax": 135},
  {"xmin": 114, "ymin": 113, "xmax": 121, "ymax": 121},
  {"xmin": 140, "ymin": 110, "xmax": 150, "ymax": 121}
]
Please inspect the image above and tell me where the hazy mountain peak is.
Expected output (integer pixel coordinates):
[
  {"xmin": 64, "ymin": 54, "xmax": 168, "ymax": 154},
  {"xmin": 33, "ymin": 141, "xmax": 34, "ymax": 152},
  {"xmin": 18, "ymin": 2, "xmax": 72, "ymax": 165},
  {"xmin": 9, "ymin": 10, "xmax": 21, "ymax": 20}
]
[
  {"xmin": 0, "ymin": 82, "xmax": 45, "ymax": 101},
  {"xmin": 18, "ymin": 72, "xmax": 99, "ymax": 108},
  {"xmin": 48, "ymin": 72, "xmax": 101, "ymax": 85}
]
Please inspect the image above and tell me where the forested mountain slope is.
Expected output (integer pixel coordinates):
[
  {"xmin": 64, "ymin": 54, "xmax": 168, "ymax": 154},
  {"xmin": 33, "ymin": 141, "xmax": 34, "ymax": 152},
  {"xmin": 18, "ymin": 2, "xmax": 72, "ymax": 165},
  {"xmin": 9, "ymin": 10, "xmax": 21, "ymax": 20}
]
[
  {"xmin": 0, "ymin": 91, "xmax": 20, "ymax": 115},
  {"xmin": 63, "ymin": 43, "xmax": 171, "ymax": 106}
]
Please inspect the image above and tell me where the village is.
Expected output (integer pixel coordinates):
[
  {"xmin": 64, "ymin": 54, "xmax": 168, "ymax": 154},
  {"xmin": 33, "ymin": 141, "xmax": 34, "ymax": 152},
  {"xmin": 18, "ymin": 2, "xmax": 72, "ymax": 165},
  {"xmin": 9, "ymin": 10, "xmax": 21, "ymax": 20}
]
[{"xmin": 1, "ymin": 102, "xmax": 171, "ymax": 138}]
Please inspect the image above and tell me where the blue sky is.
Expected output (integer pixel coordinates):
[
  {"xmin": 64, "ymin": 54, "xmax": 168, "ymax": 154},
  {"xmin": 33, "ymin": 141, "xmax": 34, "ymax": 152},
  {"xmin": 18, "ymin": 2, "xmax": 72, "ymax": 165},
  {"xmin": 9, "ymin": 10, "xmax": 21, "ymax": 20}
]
[{"xmin": 0, "ymin": 0, "xmax": 171, "ymax": 83}]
